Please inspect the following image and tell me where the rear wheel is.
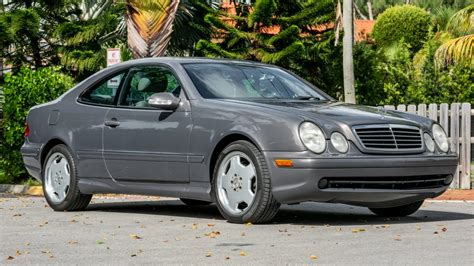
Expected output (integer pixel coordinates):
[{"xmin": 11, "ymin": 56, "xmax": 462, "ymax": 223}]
[
  {"xmin": 180, "ymin": 198, "xmax": 211, "ymax": 206},
  {"xmin": 43, "ymin": 144, "xmax": 92, "ymax": 211},
  {"xmin": 369, "ymin": 201, "xmax": 424, "ymax": 217},
  {"xmin": 212, "ymin": 140, "xmax": 280, "ymax": 224}
]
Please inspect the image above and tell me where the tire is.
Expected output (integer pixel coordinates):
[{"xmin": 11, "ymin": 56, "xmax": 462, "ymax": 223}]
[
  {"xmin": 369, "ymin": 201, "xmax": 424, "ymax": 217},
  {"xmin": 42, "ymin": 144, "xmax": 92, "ymax": 211},
  {"xmin": 180, "ymin": 198, "xmax": 212, "ymax": 206},
  {"xmin": 212, "ymin": 140, "xmax": 280, "ymax": 224}
]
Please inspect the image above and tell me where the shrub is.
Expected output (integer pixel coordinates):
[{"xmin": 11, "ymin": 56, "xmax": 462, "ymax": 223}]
[
  {"xmin": 0, "ymin": 67, "xmax": 74, "ymax": 183},
  {"xmin": 372, "ymin": 5, "xmax": 431, "ymax": 52}
]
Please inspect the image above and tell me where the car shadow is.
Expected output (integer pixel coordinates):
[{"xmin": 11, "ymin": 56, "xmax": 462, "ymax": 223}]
[{"xmin": 86, "ymin": 199, "xmax": 474, "ymax": 226}]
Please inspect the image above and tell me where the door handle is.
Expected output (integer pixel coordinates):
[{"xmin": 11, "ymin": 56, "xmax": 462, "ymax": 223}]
[{"xmin": 104, "ymin": 119, "xmax": 120, "ymax": 128}]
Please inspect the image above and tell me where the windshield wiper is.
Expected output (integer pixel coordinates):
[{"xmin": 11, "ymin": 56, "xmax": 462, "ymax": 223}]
[{"xmin": 294, "ymin": 96, "xmax": 321, "ymax": 101}]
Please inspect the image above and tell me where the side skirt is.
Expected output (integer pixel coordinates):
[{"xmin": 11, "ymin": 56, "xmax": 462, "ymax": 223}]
[{"xmin": 78, "ymin": 178, "xmax": 212, "ymax": 202}]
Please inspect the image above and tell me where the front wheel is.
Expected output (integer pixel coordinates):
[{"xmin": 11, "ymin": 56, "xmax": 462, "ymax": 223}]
[
  {"xmin": 42, "ymin": 144, "xmax": 92, "ymax": 211},
  {"xmin": 369, "ymin": 201, "xmax": 424, "ymax": 217},
  {"xmin": 212, "ymin": 140, "xmax": 280, "ymax": 224}
]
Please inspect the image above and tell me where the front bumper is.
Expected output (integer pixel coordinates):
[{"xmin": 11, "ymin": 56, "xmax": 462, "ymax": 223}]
[{"xmin": 264, "ymin": 151, "xmax": 458, "ymax": 207}]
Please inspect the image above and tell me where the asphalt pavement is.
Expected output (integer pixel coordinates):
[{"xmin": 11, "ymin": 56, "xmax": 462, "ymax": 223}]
[{"xmin": 1, "ymin": 194, "xmax": 473, "ymax": 265}]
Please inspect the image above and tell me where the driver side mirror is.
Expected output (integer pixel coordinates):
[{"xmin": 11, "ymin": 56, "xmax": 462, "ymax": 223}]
[{"xmin": 148, "ymin": 92, "xmax": 181, "ymax": 110}]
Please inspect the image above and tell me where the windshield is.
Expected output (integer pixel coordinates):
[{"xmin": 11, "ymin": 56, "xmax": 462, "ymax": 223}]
[{"xmin": 183, "ymin": 63, "xmax": 329, "ymax": 101}]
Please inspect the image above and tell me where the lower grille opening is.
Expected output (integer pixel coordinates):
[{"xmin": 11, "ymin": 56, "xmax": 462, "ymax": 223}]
[{"xmin": 323, "ymin": 175, "xmax": 448, "ymax": 190}]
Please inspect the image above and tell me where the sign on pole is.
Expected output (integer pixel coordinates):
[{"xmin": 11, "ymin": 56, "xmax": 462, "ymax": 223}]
[{"xmin": 106, "ymin": 48, "xmax": 122, "ymax": 91}]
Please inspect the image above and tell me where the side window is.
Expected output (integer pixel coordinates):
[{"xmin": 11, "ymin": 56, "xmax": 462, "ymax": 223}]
[
  {"xmin": 120, "ymin": 66, "xmax": 182, "ymax": 107},
  {"xmin": 80, "ymin": 72, "xmax": 125, "ymax": 105}
]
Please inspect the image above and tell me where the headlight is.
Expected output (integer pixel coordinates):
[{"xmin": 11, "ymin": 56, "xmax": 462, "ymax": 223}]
[
  {"xmin": 330, "ymin": 132, "xmax": 349, "ymax": 153},
  {"xmin": 423, "ymin": 133, "xmax": 435, "ymax": 152},
  {"xmin": 299, "ymin": 122, "xmax": 326, "ymax": 153},
  {"xmin": 432, "ymin": 124, "xmax": 449, "ymax": 152}
]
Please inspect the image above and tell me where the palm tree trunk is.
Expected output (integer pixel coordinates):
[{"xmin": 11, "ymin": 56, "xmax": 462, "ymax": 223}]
[{"xmin": 343, "ymin": 0, "xmax": 356, "ymax": 104}]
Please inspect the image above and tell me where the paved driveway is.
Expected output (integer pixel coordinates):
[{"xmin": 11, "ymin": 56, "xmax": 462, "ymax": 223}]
[{"xmin": 1, "ymin": 194, "xmax": 473, "ymax": 265}]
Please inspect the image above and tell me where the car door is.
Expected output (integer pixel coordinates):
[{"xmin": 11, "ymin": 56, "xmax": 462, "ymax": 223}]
[
  {"xmin": 74, "ymin": 70, "xmax": 127, "ymax": 179},
  {"xmin": 103, "ymin": 65, "xmax": 191, "ymax": 183}
]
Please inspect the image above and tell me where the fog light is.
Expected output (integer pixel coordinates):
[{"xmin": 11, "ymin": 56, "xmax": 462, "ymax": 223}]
[
  {"xmin": 444, "ymin": 175, "xmax": 453, "ymax": 185},
  {"xmin": 318, "ymin": 178, "xmax": 329, "ymax": 189}
]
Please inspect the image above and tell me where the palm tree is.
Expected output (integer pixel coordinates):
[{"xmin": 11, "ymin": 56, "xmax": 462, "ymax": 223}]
[
  {"xmin": 435, "ymin": 5, "xmax": 473, "ymax": 68},
  {"xmin": 126, "ymin": 0, "xmax": 180, "ymax": 58}
]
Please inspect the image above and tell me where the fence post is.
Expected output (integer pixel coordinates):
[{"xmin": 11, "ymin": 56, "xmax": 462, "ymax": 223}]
[
  {"xmin": 418, "ymin": 104, "xmax": 427, "ymax": 117},
  {"xmin": 440, "ymin": 103, "xmax": 449, "ymax": 134},
  {"xmin": 397, "ymin": 104, "xmax": 406, "ymax": 112},
  {"xmin": 428, "ymin": 103, "xmax": 438, "ymax": 122},
  {"xmin": 450, "ymin": 103, "xmax": 460, "ymax": 189},
  {"xmin": 460, "ymin": 103, "xmax": 471, "ymax": 189},
  {"xmin": 407, "ymin": 104, "xmax": 417, "ymax": 114}
]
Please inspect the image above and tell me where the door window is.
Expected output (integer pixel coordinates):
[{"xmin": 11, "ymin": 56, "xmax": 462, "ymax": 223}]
[
  {"xmin": 120, "ymin": 66, "xmax": 182, "ymax": 107},
  {"xmin": 80, "ymin": 72, "xmax": 126, "ymax": 105}
]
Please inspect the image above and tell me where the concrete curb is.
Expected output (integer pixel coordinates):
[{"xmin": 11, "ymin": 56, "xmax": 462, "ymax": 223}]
[{"xmin": 0, "ymin": 184, "xmax": 43, "ymax": 196}]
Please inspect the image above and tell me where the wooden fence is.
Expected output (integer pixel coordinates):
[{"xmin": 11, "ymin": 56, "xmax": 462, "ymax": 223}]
[{"xmin": 383, "ymin": 103, "xmax": 472, "ymax": 189}]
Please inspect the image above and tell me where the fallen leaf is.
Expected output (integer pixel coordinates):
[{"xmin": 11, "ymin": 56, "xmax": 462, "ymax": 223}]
[
  {"xmin": 278, "ymin": 229, "xmax": 288, "ymax": 233},
  {"xmin": 225, "ymin": 256, "xmax": 230, "ymax": 260},
  {"xmin": 244, "ymin": 222, "xmax": 252, "ymax": 227},
  {"xmin": 310, "ymin": 255, "xmax": 318, "ymax": 260},
  {"xmin": 204, "ymin": 231, "xmax": 221, "ymax": 238},
  {"xmin": 205, "ymin": 252, "xmax": 212, "ymax": 257},
  {"xmin": 67, "ymin": 240, "xmax": 78, "ymax": 245},
  {"xmin": 97, "ymin": 240, "xmax": 105, "ymax": 245},
  {"xmin": 25, "ymin": 243, "xmax": 31, "ymax": 246},
  {"xmin": 13, "ymin": 213, "xmax": 22, "ymax": 217},
  {"xmin": 394, "ymin": 235, "xmax": 402, "ymax": 241},
  {"xmin": 130, "ymin": 234, "xmax": 142, "ymax": 240},
  {"xmin": 16, "ymin": 250, "xmax": 21, "ymax": 256},
  {"xmin": 191, "ymin": 224, "xmax": 198, "ymax": 230},
  {"xmin": 381, "ymin": 225, "xmax": 390, "ymax": 229},
  {"xmin": 207, "ymin": 223, "xmax": 215, "ymax": 227},
  {"xmin": 6, "ymin": 256, "xmax": 14, "ymax": 260},
  {"xmin": 239, "ymin": 251, "xmax": 247, "ymax": 256},
  {"xmin": 352, "ymin": 228, "xmax": 366, "ymax": 233},
  {"xmin": 131, "ymin": 254, "xmax": 137, "ymax": 258},
  {"xmin": 241, "ymin": 232, "xmax": 246, "ymax": 236},
  {"xmin": 324, "ymin": 224, "xmax": 331, "ymax": 227},
  {"xmin": 434, "ymin": 231, "xmax": 439, "ymax": 234},
  {"xmin": 441, "ymin": 227, "xmax": 447, "ymax": 232}
]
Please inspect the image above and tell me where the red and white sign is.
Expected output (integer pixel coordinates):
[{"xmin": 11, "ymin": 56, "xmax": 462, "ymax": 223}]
[
  {"xmin": 107, "ymin": 48, "xmax": 121, "ymax": 67},
  {"xmin": 107, "ymin": 48, "xmax": 121, "ymax": 89}
]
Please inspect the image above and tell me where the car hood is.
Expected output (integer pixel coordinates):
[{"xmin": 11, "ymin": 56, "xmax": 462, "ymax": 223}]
[{"xmin": 226, "ymin": 100, "xmax": 429, "ymax": 128}]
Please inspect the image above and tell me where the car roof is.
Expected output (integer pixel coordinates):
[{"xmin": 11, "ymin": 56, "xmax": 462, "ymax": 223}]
[{"xmin": 119, "ymin": 57, "xmax": 270, "ymax": 67}]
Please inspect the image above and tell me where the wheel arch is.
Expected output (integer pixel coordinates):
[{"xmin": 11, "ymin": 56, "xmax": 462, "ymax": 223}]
[
  {"xmin": 208, "ymin": 133, "xmax": 262, "ymax": 182},
  {"xmin": 40, "ymin": 138, "xmax": 69, "ymax": 168}
]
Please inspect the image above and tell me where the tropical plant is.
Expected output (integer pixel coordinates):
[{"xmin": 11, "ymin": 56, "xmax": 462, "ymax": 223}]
[
  {"xmin": 126, "ymin": 0, "xmax": 180, "ymax": 58},
  {"xmin": 372, "ymin": 5, "xmax": 432, "ymax": 52},
  {"xmin": 196, "ymin": 0, "xmax": 343, "ymax": 96},
  {"xmin": 0, "ymin": 67, "xmax": 74, "ymax": 183},
  {"xmin": 435, "ymin": 5, "xmax": 474, "ymax": 68}
]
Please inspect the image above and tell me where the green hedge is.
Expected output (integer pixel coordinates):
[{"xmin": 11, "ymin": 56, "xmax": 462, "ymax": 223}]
[
  {"xmin": 373, "ymin": 5, "xmax": 431, "ymax": 52},
  {"xmin": 0, "ymin": 67, "xmax": 73, "ymax": 183}
]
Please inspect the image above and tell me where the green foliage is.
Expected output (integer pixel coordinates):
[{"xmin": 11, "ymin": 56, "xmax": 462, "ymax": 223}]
[
  {"xmin": 373, "ymin": 5, "xmax": 431, "ymax": 52},
  {"xmin": 197, "ymin": 0, "xmax": 342, "ymax": 97},
  {"xmin": 0, "ymin": 67, "xmax": 74, "ymax": 183},
  {"xmin": 249, "ymin": 0, "xmax": 277, "ymax": 27},
  {"xmin": 446, "ymin": 4, "xmax": 474, "ymax": 37}
]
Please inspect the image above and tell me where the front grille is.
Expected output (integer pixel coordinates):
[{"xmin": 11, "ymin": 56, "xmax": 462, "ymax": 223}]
[
  {"xmin": 354, "ymin": 124, "xmax": 423, "ymax": 151},
  {"xmin": 324, "ymin": 175, "xmax": 447, "ymax": 190}
]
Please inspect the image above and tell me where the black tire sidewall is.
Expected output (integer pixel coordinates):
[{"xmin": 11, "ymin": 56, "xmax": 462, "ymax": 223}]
[
  {"xmin": 42, "ymin": 144, "xmax": 82, "ymax": 211},
  {"xmin": 212, "ymin": 141, "xmax": 267, "ymax": 223}
]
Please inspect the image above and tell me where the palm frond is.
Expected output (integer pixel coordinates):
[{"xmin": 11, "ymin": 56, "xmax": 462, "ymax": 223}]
[
  {"xmin": 435, "ymin": 34, "xmax": 474, "ymax": 68},
  {"xmin": 446, "ymin": 4, "xmax": 474, "ymax": 37},
  {"xmin": 126, "ymin": 0, "xmax": 180, "ymax": 58}
]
